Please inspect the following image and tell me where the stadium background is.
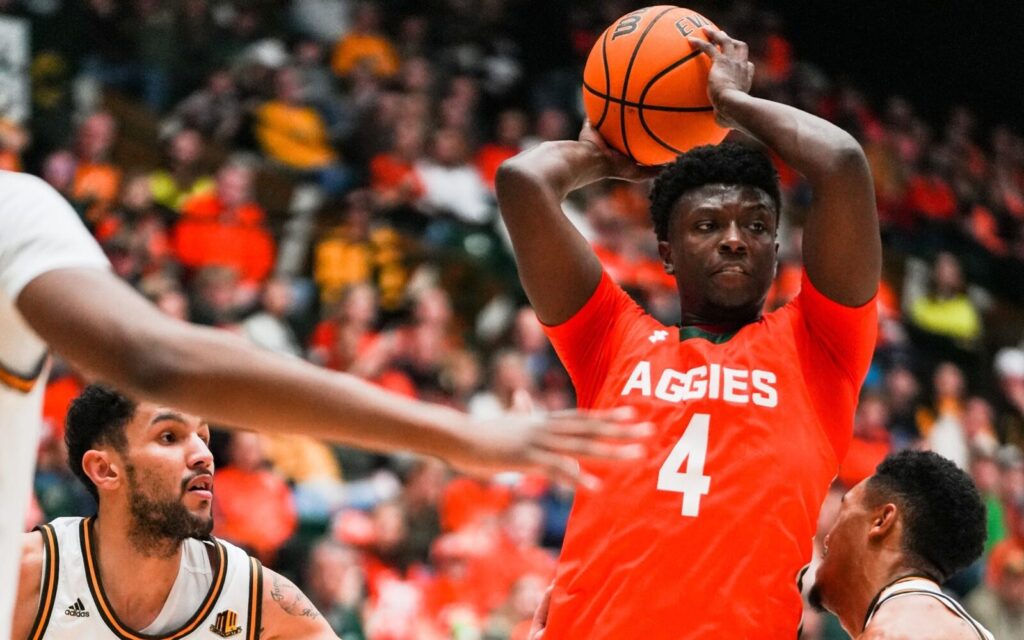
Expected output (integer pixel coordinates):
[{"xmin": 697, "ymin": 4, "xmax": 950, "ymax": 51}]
[{"xmin": 3, "ymin": 0, "xmax": 1024, "ymax": 637}]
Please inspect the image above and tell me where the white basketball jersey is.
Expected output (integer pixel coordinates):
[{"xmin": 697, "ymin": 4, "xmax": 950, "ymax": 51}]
[
  {"xmin": 0, "ymin": 170, "xmax": 109, "ymax": 640},
  {"xmin": 27, "ymin": 517, "xmax": 265, "ymax": 640},
  {"xmin": 864, "ymin": 578, "xmax": 995, "ymax": 640}
]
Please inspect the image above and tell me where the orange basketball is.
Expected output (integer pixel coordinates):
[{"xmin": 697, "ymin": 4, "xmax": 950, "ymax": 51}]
[{"xmin": 582, "ymin": 6, "xmax": 728, "ymax": 166}]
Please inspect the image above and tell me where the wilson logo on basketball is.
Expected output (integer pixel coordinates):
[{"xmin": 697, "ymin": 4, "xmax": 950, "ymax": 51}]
[{"xmin": 210, "ymin": 610, "xmax": 242, "ymax": 637}]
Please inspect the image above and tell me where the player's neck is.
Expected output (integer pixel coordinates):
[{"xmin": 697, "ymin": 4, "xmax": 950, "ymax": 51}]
[
  {"xmin": 837, "ymin": 558, "xmax": 927, "ymax": 637},
  {"xmin": 93, "ymin": 511, "xmax": 184, "ymax": 630},
  {"xmin": 679, "ymin": 309, "xmax": 761, "ymax": 334}
]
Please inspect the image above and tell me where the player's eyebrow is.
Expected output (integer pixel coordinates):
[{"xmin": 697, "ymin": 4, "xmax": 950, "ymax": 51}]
[{"xmin": 150, "ymin": 411, "xmax": 187, "ymax": 426}]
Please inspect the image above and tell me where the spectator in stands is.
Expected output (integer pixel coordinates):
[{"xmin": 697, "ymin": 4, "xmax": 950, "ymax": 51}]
[
  {"xmin": 484, "ymin": 573, "xmax": 548, "ymax": 640},
  {"xmin": 477, "ymin": 109, "xmax": 529, "ymax": 190},
  {"xmin": 139, "ymin": 273, "xmax": 189, "ymax": 321},
  {"xmin": 93, "ymin": 172, "xmax": 173, "ymax": 280},
  {"xmin": 839, "ymin": 392, "xmax": 892, "ymax": 488},
  {"xmin": 415, "ymin": 128, "xmax": 491, "ymax": 226},
  {"xmin": 920, "ymin": 362, "xmax": 970, "ymax": 469},
  {"xmin": 166, "ymin": 69, "xmax": 243, "ymax": 143},
  {"xmin": 242, "ymin": 277, "xmax": 302, "ymax": 357},
  {"xmin": 255, "ymin": 66, "xmax": 351, "ymax": 195},
  {"xmin": 0, "ymin": 117, "xmax": 29, "ymax": 171},
  {"xmin": 994, "ymin": 348, "xmax": 1024, "ymax": 450},
  {"xmin": 967, "ymin": 539, "xmax": 1024, "ymax": 637},
  {"xmin": 906, "ymin": 253, "xmax": 982, "ymax": 366},
  {"xmin": 174, "ymin": 160, "xmax": 275, "ymax": 290},
  {"xmin": 213, "ymin": 430, "xmax": 297, "ymax": 563},
  {"xmin": 468, "ymin": 350, "xmax": 535, "ymax": 420},
  {"xmin": 331, "ymin": 1, "xmax": 400, "ymax": 79},
  {"xmin": 149, "ymin": 128, "xmax": 214, "ymax": 212},
  {"xmin": 370, "ymin": 118, "xmax": 426, "ymax": 210},
  {"xmin": 41, "ymin": 149, "xmax": 88, "ymax": 218},
  {"xmin": 971, "ymin": 451, "xmax": 1009, "ymax": 553},
  {"xmin": 72, "ymin": 111, "xmax": 121, "ymax": 207},
  {"xmin": 188, "ymin": 265, "xmax": 245, "ymax": 327},
  {"xmin": 306, "ymin": 539, "xmax": 367, "ymax": 639}
]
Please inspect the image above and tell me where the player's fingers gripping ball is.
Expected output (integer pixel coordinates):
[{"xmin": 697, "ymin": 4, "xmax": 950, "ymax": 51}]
[{"xmin": 582, "ymin": 5, "xmax": 729, "ymax": 166}]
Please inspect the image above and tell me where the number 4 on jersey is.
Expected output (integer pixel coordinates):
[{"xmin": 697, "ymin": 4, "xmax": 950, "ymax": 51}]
[{"xmin": 657, "ymin": 413, "xmax": 712, "ymax": 517}]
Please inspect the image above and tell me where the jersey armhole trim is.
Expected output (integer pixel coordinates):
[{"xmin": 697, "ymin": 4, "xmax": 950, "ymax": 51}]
[
  {"xmin": 29, "ymin": 524, "xmax": 59, "ymax": 640},
  {"xmin": 247, "ymin": 557, "xmax": 263, "ymax": 640}
]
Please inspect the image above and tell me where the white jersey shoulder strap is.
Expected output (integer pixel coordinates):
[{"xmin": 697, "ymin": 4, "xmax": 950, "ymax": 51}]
[
  {"xmin": 865, "ymin": 578, "xmax": 994, "ymax": 640},
  {"xmin": 29, "ymin": 517, "xmax": 265, "ymax": 640}
]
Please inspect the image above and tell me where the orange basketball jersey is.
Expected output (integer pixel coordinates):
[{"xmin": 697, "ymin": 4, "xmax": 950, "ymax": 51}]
[{"xmin": 542, "ymin": 270, "xmax": 877, "ymax": 639}]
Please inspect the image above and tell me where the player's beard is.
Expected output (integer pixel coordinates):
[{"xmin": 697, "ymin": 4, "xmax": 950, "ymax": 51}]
[{"xmin": 125, "ymin": 462, "xmax": 214, "ymax": 558}]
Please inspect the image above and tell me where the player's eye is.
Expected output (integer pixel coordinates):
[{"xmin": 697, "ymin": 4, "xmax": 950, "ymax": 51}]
[
  {"xmin": 749, "ymin": 221, "xmax": 767, "ymax": 233},
  {"xmin": 695, "ymin": 221, "xmax": 715, "ymax": 232},
  {"xmin": 159, "ymin": 431, "xmax": 176, "ymax": 444}
]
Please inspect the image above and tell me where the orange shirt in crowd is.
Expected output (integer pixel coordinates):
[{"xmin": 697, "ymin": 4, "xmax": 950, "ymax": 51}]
[
  {"xmin": 904, "ymin": 174, "xmax": 958, "ymax": 221},
  {"xmin": 475, "ymin": 144, "xmax": 519, "ymax": 189},
  {"xmin": 332, "ymin": 33, "xmax": 399, "ymax": 78},
  {"xmin": 440, "ymin": 477, "xmax": 512, "ymax": 532},
  {"xmin": 213, "ymin": 466, "xmax": 297, "ymax": 563},
  {"xmin": 73, "ymin": 162, "xmax": 122, "ymax": 204},
  {"xmin": 838, "ymin": 435, "xmax": 891, "ymax": 488},
  {"xmin": 369, "ymin": 153, "xmax": 425, "ymax": 202},
  {"xmin": 256, "ymin": 101, "xmax": 337, "ymax": 170},
  {"xmin": 42, "ymin": 375, "xmax": 84, "ymax": 441},
  {"xmin": 173, "ymin": 193, "xmax": 275, "ymax": 284}
]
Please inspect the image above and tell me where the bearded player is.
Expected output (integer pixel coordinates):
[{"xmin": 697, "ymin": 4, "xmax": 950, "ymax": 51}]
[
  {"xmin": 12, "ymin": 385, "xmax": 336, "ymax": 640},
  {"xmin": 497, "ymin": 28, "xmax": 880, "ymax": 639}
]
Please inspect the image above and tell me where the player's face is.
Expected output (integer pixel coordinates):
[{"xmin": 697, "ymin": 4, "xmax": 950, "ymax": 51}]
[
  {"xmin": 660, "ymin": 184, "xmax": 778, "ymax": 323},
  {"xmin": 119, "ymin": 404, "xmax": 215, "ymax": 541},
  {"xmin": 810, "ymin": 481, "xmax": 872, "ymax": 612}
]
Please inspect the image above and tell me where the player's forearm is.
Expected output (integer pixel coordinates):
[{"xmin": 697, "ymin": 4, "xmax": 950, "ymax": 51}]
[
  {"xmin": 133, "ymin": 323, "xmax": 471, "ymax": 461},
  {"xmin": 715, "ymin": 89, "xmax": 868, "ymax": 185},
  {"xmin": 498, "ymin": 141, "xmax": 612, "ymax": 201}
]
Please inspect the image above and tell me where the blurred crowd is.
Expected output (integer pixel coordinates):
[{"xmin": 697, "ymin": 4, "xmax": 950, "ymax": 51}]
[{"xmin": 4, "ymin": 0, "xmax": 1024, "ymax": 638}]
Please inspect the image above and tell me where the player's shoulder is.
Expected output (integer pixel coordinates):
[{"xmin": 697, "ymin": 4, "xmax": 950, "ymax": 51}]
[
  {"xmin": 866, "ymin": 594, "xmax": 980, "ymax": 639},
  {"xmin": 0, "ymin": 169, "xmax": 55, "ymax": 195}
]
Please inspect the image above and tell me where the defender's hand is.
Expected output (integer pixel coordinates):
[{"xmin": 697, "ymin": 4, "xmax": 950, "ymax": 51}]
[
  {"xmin": 579, "ymin": 121, "xmax": 664, "ymax": 179},
  {"xmin": 450, "ymin": 407, "xmax": 652, "ymax": 489},
  {"xmin": 687, "ymin": 28, "xmax": 755, "ymax": 128}
]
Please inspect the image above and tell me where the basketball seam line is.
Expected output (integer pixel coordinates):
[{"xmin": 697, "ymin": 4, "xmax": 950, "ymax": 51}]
[
  {"xmin": 638, "ymin": 48, "xmax": 712, "ymax": 155},
  {"xmin": 594, "ymin": 29, "xmax": 611, "ymax": 129},
  {"xmin": 583, "ymin": 81, "xmax": 714, "ymax": 112},
  {"xmin": 620, "ymin": 7, "xmax": 676, "ymax": 163}
]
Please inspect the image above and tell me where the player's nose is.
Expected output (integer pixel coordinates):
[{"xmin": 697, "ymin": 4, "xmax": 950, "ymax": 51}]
[
  {"xmin": 717, "ymin": 223, "xmax": 747, "ymax": 254},
  {"xmin": 188, "ymin": 434, "xmax": 214, "ymax": 472}
]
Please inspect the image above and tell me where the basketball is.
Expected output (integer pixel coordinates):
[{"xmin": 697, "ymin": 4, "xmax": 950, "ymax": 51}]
[{"xmin": 582, "ymin": 6, "xmax": 729, "ymax": 166}]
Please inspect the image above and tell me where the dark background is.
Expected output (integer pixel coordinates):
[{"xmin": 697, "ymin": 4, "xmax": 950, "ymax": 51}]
[{"xmin": 767, "ymin": 0, "xmax": 1024, "ymax": 131}]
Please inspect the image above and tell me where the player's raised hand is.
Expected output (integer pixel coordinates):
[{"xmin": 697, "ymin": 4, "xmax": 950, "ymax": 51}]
[
  {"xmin": 449, "ymin": 406, "xmax": 652, "ymax": 488},
  {"xmin": 686, "ymin": 28, "xmax": 755, "ymax": 128},
  {"xmin": 579, "ymin": 120, "xmax": 664, "ymax": 180}
]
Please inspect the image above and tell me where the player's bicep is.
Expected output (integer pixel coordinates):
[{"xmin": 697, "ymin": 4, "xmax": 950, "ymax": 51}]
[
  {"xmin": 495, "ymin": 157, "xmax": 603, "ymax": 326},
  {"xmin": 260, "ymin": 569, "xmax": 338, "ymax": 640}
]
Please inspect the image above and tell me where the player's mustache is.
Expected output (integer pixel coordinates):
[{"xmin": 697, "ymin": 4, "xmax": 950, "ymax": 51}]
[{"xmin": 180, "ymin": 470, "xmax": 214, "ymax": 495}]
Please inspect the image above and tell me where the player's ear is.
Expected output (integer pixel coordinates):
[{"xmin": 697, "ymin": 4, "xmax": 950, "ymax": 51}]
[
  {"xmin": 658, "ymin": 240, "xmax": 674, "ymax": 275},
  {"xmin": 82, "ymin": 448, "xmax": 124, "ymax": 494},
  {"xmin": 867, "ymin": 503, "xmax": 898, "ymax": 541}
]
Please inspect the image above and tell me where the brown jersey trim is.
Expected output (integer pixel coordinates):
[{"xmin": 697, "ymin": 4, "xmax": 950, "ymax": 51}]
[
  {"xmin": 246, "ymin": 557, "xmax": 263, "ymax": 640},
  {"xmin": 79, "ymin": 518, "xmax": 228, "ymax": 640},
  {"xmin": 0, "ymin": 355, "xmax": 47, "ymax": 393},
  {"xmin": 28, "ymin": 524, "xmax": 59, "ymax": 640}
]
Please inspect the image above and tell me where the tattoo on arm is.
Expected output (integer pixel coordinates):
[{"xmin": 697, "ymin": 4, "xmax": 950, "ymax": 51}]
[{"xmin": 270, "ymin": 573, "xmax": 321, "ymax": 619}]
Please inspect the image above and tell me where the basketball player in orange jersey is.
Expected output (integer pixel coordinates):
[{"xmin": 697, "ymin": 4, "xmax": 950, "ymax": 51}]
[
  {"xmin": 12, "ymin": 385, "xmax": 335, "ymax": 640},
  {"xmin": 811, "ymin": 450, "xmax": 993, "ymax": 639},
  {"xmin": 497, "ymin": 27, "xmax": 881, "ymax": 639}
]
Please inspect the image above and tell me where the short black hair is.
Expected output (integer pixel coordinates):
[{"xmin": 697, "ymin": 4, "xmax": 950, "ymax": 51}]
[
  {"xmin": 65, "ymin": 385, "xmax": 137, "ymax": 501},
  {"xmin": 867, "ymin": 450, "xmax": 986, "ymax": 582},
  {"xmin": 649, "ymin": 143, "xmax": 782, "ymax": 241}
]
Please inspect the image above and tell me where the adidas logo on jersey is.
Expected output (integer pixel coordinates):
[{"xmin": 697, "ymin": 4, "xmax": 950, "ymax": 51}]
[{"xmin": 64, "ymin": 598, "xmax": 90, "ymax": 618}]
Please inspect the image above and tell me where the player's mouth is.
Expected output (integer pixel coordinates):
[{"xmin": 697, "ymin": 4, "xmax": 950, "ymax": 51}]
[
  {"xmin": 710, "ymin": 264, "xmax": 749, "ymax": 276},
  {"xmin": 184, "ymin": 474, "xmax": 214, "ymax": 501}
]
